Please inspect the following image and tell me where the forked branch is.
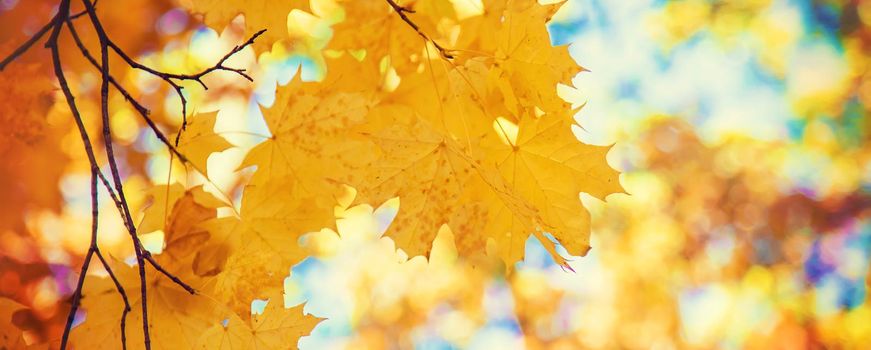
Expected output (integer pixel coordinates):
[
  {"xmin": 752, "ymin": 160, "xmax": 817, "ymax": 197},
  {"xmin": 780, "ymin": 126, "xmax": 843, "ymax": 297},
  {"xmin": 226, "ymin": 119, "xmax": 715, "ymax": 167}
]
[
  {"xmin": 0, "ymin": 0, "xmax": 263, "ymax": 348},
  {"xmin": 105, "ymin": 28, "xmax": 265, "ymax": 145}
]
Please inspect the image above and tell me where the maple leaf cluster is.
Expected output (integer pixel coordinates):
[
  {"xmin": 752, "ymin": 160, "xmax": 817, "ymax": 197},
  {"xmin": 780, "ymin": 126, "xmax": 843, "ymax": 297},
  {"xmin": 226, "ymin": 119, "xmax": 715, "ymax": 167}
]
[
  {"xmin": 231, "ymin": 0, "xmax": 623, "ymax": 268},
  {"xmin": 0, "ymin": 0, "xmax": 623, "ymax": 348}
]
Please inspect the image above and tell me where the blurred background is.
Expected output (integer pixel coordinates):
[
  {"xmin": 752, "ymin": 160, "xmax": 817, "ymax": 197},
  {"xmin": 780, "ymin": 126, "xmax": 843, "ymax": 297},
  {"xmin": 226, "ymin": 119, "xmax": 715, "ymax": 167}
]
[
  {"xmin": 1, "ymin": 0, "xmax": 870, "ymax": 349},
  {"xmin": 291, "ymin": 1, "xmax": 871, "ymax": 348}
]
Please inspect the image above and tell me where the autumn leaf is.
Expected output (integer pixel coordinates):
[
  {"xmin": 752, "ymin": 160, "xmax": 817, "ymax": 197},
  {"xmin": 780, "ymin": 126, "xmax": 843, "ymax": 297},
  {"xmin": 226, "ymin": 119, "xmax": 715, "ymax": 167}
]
[
  {"xmin": 137, "ymin": 183, "xmax": 186, "ymax": 236},
  {"xmin": 192, "ymin": 216, "xmax": 303, "ymax": 318},
  {"xmin": 1, "ymin": 0, "xmax": 624, "ymax": 346},
  {"xmin": 0, "ymin": 298, "xmax": 29, "ymax": 350},
  {"xmin": 462, "ymin": 0, "xmax": 582, "ymax": 115},
  {"xmin": 145, "ymin": 186, "xmax": 225, "ymax": 259},
  {"xmin": 194, "ymin": 295, "xmax": 321, "ymax": 350},
  {"xmin": 70, "ymin": 261, "xmax": 221, "ymax": 349},
  {"xmin": 352, "ymin": 117, "xmax": 476, "ymax": 257},
  {"xmin": 0, "ymin": 62, "xmax": 64, "ymax": 234},
  {"xmin": 328, "ymin": 0, "xmax": 454, "ymax": 74},
  {"xmin": 482, "ymin": 113, "xmax": 624, "ymax": 265},
  {"xmin": 310, "ymin": 0, "xmax": 622, "ymax": 266},
  {"xmin": 179, "ymin": 0, "xmax": 311, "ymax": 51},
  {"xmin": 176, "ymin": 112, "xmax": 232, "ymax": 177}
]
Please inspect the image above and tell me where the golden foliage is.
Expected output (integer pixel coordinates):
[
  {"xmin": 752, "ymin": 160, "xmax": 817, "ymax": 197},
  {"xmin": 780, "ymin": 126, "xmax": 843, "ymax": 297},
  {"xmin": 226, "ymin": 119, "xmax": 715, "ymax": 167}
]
[
  {"xmin": 236, "ymin": 0, "xmax": 623, "ymax": 267},
  {"xmin": 179, "ymin": 0, "xmax": 311, "ymax": 51}
]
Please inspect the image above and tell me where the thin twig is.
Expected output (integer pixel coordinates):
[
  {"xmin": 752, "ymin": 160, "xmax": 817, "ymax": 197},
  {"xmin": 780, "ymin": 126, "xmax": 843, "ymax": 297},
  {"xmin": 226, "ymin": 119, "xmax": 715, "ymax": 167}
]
[
  {"xmin": 105, "ymin": 29, "xmax": 265, "ymax": 145},
  {"xmin": 93, "ymin": 249, "xmax": 131, "ymax": 350},
  {"xmin": 65, "ymin": 16, "xmax": 263, "ymax": 213},
  {"xmin": 59, "ymin": 193, "xmax": 94, "ymax": 349},
  {"xmin": 143, "ymin": 252, "xmax": 196, "ymax": 294},
  {"xmin": 62, "ymin": 7, "xmax": 244, "ymax": 221},
  {"xmin": 47, "ymin": 3, "xmax": 131, "ymax": 349},
  {"xmin": 384, "ymin": 0, "xmax": 454, "ymax": 59},
  {"xmin": 0, "ymin": 1, "xmax": 99, "ymax": 71},
  {"xmin": 64, "ymin": 19, "xmax": 192, "ymax": 165},
  {"xmin": 0, "ymin": 16, "xmax": 54, "ymax": 70},
  {"xmin": 59, "ymin": 166, "xmax": 131, "ymax": 349},
  {"xmin": 107, "ymin": 30, "xmax": 262, "ymax": 85}
]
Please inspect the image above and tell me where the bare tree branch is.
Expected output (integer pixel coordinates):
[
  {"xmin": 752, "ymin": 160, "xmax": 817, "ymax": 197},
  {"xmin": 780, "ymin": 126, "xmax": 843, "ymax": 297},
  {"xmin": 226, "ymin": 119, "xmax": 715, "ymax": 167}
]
[{"xmin": 0, "ymin": 1, "xmax": 264, "ymax": 348}]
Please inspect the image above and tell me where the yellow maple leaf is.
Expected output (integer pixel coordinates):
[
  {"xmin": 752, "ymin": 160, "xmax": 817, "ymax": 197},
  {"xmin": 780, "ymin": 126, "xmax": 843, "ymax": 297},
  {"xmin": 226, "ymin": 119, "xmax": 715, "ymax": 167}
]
[
  {"xmin": 481, "ymin": 113, "xmax": 624, "ymax": 265},
  {"xmin": 188, "ymin": 215, "xmax": 297, "ymax": 316},
  {"xmin": 328, "ymin": 0, "xmax": 457, "ymax": 74},
  {"xmin": 194, "ymin": 295, "xmax": 321, "ymax": 349},
  {"xmin": 0, "ymin": 62, "xmax": 66, "ymax": 236},
  {"xmin": 353, "ymin": 118, "xmax": 475, "ymax": 257},
  {"xmin": 0, "ymin": 298, "xmax": 28, "ymax": 350},
  {"xmin": 313, "ymin": 0, "xmax": 623, "ymax": 267},
  {"xmin": 391, "ymin": 57, "xmax": 500, "ymax": 141},
  {"xmin": 162, "ymin": 187, "xmax": 225, "ymax": 260},
  {"xmin": 71, "ymin": 258, "xmax": 320, "ymax": 349},
  {"xmin": 497, "ymin": 4, "xmax": 582, "ymax": 116},
  {"xmin": 137, "ymin": 183, "xmax": 187, "ymax": 236},
  {"xmin": 70, "ymin": 261, "xmax": 222, "ymax": 349},
  {"xmin": 192, "ymin": 178, "xmax": 333, "ymax": 317},
  {"xmin": 176, "ymin": 112, "xmax": 232, "ymax": 178},
  {"xmin": 179, "ymin": 0, "xmax": 311, "ymax": 51},
  {"xmin": 240, "ymin": 56, "xmax": 381, "ymax": 207}
]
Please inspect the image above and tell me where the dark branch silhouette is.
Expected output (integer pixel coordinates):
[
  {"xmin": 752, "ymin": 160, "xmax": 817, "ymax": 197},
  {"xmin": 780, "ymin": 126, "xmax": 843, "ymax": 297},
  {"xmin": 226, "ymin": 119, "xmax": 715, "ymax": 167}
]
[{"xmin": 0, "ymin": 1, "xmax": 264, "ymax": 348}]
